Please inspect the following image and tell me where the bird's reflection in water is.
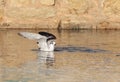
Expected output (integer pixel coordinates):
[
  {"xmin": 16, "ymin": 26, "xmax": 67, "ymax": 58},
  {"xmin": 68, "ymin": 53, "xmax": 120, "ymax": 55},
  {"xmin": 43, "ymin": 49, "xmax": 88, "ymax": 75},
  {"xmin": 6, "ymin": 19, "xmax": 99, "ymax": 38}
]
[{"xmin": 37, "ymin": 51, "xmax": 55, "ymax": 68}]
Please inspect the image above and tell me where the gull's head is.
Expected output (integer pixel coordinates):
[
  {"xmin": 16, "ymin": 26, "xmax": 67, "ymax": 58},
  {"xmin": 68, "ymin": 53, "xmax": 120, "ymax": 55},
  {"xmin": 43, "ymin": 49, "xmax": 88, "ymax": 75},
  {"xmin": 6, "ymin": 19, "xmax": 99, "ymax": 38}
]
[{"xmin": 50, "ymin": 41, "xmax": 56, "ymax": 46}]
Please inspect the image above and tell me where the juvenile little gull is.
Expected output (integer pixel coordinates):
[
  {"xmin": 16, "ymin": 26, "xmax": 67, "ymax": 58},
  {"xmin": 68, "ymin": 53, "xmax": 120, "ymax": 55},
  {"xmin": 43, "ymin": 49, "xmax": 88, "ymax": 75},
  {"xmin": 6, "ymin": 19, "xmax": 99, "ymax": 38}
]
[{"xmin": 18, "ymin": 31, "xmax": 56, "ymax": 51}]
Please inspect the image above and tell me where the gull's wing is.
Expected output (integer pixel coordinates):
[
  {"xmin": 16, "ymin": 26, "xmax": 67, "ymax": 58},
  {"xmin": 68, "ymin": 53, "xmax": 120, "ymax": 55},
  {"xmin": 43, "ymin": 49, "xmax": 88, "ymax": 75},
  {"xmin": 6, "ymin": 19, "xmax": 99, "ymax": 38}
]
[{"xmin": 18, "ymin": 32, "xmax": 46, "ymax": 40}]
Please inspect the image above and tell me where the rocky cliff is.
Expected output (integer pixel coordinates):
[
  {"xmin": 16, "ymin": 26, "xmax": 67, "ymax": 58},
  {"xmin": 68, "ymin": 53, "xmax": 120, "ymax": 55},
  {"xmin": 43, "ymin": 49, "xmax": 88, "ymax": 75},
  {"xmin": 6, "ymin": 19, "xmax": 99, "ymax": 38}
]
[{"xmin": 0, "ymin": 0, "xmax": 120, "ymax": 29}]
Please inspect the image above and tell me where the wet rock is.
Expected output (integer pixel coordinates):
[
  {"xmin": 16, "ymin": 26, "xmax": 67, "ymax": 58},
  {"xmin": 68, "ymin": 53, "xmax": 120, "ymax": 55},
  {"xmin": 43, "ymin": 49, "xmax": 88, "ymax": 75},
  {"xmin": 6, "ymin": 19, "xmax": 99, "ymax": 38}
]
[
  {"xmin": 60, "ymin": 17, "xmax": 92, "ymax": 29},
  {"xmin": 97, "ymin": 21, "xmax": 110, "ymax": 29}
]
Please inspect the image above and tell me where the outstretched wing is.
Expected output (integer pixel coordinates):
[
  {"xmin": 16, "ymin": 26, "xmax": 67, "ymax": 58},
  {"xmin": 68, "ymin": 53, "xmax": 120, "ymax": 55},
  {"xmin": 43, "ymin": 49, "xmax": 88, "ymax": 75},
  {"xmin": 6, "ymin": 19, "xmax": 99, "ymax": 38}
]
[{"xmin": 18, "ymin": 32, "xmax": 46, "ymax": 40}]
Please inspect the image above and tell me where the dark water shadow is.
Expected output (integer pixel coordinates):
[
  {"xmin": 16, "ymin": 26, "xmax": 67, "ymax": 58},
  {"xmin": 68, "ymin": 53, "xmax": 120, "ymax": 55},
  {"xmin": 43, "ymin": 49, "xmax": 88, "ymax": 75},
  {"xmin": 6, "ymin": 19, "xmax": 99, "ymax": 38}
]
[
  {"xmin": 116, "ymin": 55, "xmax": 120, "ymax": 56},
  {"xmin": 54, "ymin": 46, "xmax": 108, "ymax": 53},
  {"xmin": 54, "ymin": 46, "xmax": 120, "ymax": 56}
]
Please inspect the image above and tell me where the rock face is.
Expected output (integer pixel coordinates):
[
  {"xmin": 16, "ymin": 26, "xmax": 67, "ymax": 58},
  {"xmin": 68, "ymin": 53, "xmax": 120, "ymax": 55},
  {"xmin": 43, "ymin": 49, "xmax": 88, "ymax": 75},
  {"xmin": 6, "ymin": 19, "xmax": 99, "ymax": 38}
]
[
  {"xmin": 0, "ymin": 0, "xmax": 120, "ymax": 29},
  {"xmin": 39, "ymin": 0, "xmax": 55, "ymax": 5}
]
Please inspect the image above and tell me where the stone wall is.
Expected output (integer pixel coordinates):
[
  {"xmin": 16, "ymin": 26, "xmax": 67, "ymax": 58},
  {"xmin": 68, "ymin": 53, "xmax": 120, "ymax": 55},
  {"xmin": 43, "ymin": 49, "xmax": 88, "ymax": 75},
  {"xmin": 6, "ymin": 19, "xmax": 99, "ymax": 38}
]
[{"xmin": 0, "ymin": 0, "xmax": 120, "ymax": 29}]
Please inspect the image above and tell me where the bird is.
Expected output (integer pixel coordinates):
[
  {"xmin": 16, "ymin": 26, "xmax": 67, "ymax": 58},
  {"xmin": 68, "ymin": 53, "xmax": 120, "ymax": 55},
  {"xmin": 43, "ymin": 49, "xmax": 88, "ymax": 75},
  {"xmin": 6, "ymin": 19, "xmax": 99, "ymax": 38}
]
[{"xmin": 18, "ymin": 31, "xmax": 56, "ymax": 51}]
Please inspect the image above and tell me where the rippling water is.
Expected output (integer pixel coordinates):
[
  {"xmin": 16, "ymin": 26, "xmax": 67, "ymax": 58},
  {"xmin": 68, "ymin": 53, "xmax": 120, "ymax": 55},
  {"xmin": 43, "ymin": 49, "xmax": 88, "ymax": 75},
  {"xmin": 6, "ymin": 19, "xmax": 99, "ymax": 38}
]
[{"xmin": 0, "ymin": 29, "xmax": 120, "ymax": 82}]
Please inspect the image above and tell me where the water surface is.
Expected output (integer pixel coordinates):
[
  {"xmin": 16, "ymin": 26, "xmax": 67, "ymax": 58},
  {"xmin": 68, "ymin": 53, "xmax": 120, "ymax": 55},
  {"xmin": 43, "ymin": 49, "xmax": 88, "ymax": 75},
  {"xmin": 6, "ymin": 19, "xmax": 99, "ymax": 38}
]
[{"xmin": 0, "ymin": 30, "xmax": 120, "ymax": 82}]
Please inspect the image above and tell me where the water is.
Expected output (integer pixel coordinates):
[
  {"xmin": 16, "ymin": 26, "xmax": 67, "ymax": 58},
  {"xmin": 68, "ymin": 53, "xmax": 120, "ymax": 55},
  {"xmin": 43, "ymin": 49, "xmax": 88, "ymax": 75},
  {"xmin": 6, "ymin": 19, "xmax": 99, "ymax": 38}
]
[{"xmin": 0, "ymin": 29, "xmax": 120, "ymax": 82}]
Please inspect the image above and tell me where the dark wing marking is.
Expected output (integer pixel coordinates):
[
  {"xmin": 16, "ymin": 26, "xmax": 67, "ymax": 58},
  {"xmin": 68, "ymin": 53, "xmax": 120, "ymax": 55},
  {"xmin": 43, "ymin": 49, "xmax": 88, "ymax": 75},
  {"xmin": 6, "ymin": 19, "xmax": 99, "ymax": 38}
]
[{"xmin": 38, "ymin": 32, "xmax": 56, "ymax": 42}]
